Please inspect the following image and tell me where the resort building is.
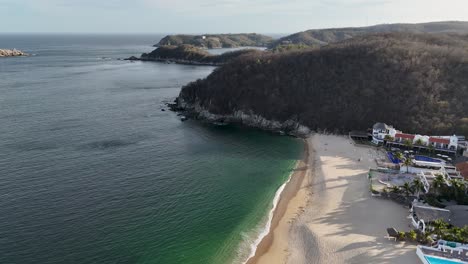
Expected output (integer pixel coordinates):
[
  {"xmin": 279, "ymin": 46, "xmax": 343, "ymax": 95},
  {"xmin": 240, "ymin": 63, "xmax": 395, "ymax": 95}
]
[
  {"xmin": 410, "ymin": 201, "xmax": 451, "ymax": 233},
  {"xmin": 371, "ymin": 123, "xmax": 397, "ymax": 145},
  {"xmin": 410, "ymin": 201, "xmax": 468, "ymax": 231},
  {"xmin": 371, "ymin": 122, "xmax": 462, "ymax": 155}
]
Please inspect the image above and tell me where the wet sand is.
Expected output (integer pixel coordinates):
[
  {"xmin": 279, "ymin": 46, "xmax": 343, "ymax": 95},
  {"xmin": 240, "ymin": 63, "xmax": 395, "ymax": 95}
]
[
  {"xmin": 249, "ymin": 134, "xmax": 419, "ymax": 264},
  {"xmin": 245, "ymin": 140, "xmax": 311, "ymax": 264}
]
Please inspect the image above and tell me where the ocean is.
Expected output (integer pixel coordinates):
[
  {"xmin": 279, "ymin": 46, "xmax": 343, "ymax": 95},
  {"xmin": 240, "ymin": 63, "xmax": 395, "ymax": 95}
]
[{"xmin": 0, "ymin": 34, "xmax": 302, "ymax": 264}]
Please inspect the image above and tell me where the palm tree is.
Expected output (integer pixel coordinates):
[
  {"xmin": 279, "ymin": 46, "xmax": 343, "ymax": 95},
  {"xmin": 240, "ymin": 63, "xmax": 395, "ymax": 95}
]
[
  {"xmin": 395, "ymin": 152, "xmax": 404, "ymax": 163},
  {"xmin": 450, "ymin": 179, "xmax": 466, "ymax": 202},
  {"xmin": 403, "ymin": 157, "xmax": 413, "ymax": 173},
  {"xmin": 415, "ymin": 138, "xmax": 424, "ymax": 146},
  {"xmin": 431, "ymin": 219, "xmax": 448, "ymax": 240},
  {"xmin": 404, "ymin": 139, "xmax": 413, "ymax": 149},
  {"xmin": 402, "ymin": 182, "xmax": 413, "ymax": 197},
  {"xmin": 460, "ymin": 226, "xmax": 468, "ymax": 243},
  {"xmin": 428, "ymin": 144, "xmax": 435, "ymax": 154},
  {"xmin": 390, "ymin": 185, "xmax": 401, "ymax": 194},
  {"xmin": 412, "ymin": 178, "xmax": 425, "ymax": 198},
  {"xmin": 432, "ymin": 174, "xmax": 446, "ymax": 195}
]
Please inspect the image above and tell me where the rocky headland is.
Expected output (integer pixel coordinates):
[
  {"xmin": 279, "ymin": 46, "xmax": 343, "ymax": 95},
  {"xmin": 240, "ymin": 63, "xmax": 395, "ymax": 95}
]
[
  {"xmin": 155, "ymin": 33, "xmax": 273, "ymax": 48},
  {"xmin": 127, "ymin": 44, "xmax": 263, "ymax": 66},
  {"xmin": 175, "ymin": 33, "xmax": 468, "ymax": 137}
]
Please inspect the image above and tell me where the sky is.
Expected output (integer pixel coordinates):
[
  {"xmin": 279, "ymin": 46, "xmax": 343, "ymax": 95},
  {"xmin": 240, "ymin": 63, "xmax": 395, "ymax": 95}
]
[{"xmin": 0, "ymin": 0, "xmax": 467, "ymax": 33}]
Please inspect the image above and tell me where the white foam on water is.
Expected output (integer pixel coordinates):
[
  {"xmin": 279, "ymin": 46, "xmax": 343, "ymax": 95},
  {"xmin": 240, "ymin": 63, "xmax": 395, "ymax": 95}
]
[{"xmin": 240, "ymin": 172, "xmax": 293, "ymax": 264}]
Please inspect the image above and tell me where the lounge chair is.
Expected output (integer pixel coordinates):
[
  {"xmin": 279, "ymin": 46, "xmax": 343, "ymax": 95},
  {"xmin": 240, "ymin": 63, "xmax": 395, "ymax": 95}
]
[{"xmin": 385, "ymin": 227, "xmax": 399, "ymax": 241}]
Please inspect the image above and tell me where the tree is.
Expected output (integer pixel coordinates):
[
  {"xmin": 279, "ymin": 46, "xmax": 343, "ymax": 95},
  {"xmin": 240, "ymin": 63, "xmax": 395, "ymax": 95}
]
[
  {"xmin": 390, "ymin": 185, "xmax": 401, "ymax": 194},
  {"xmin": 412, "ymin": 178, "xmax": 425, "ymax": 198},
  {"xmin": 431, "ymin": 219, "xmax": 448, "ymax": 240},
  {"xmin": 428, "ymin": 144, "xmax": 435, "ymax": 154},
  {"xmin": 403, "ymin": 158, "xmax": 413, "ymax": 173},
  {"xmin": 404, "ymin": 139, "xmax": 413, "ymax": 149},
  {"xmin": 402, "ymin": 182, "xmax": 413, "ymax": 197},
  {"xmin": 460, "ymin": 226, "xmax": 468, "ymax": 243},
  {"xmin": 432, "ymin": 174, "xmax": 445, "ymax": 195},
  {"xmin": 450, "ymin": 179, "xmax": 467, "ymax": 203},
  {"xmin": 395, "ymin": 152, "xmax": 404, "ymax": 162}
]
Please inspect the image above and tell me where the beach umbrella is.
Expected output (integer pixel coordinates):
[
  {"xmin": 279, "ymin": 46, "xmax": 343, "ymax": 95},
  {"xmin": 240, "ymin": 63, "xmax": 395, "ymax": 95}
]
[
  {"xmin": 447, "ymin": 158, "xmax": 452, "ymax": 161},
  {"xmin": 437, "ymin": 154, "xmax": 442, "ymax": 156},
  {"xmin": 404, "ymin": 150, "xmax": 409, "ymax": 153}
]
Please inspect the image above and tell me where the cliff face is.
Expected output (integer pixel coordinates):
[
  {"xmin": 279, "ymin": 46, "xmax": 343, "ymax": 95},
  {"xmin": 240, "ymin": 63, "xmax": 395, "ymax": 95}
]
[
  {"xmin": 0, "ymin": 49, "xmax": 27, "ymax": 57},
  {"xmin": 155, "ymin": 34, "xmax": 274, "ymax": 48},
  {"xmin": 270, "ymin": 21, "xmax": 468, "ymax": 49},
  {"xmin": 177, "ymin": 33, "xmax": 468, "ymax": 136}
]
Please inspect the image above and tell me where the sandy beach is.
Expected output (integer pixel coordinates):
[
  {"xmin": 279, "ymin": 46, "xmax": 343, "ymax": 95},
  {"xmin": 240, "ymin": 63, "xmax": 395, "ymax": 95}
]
[{"xmin": 249, "ymin": 134, "xmax": 420, "ymax": 264}]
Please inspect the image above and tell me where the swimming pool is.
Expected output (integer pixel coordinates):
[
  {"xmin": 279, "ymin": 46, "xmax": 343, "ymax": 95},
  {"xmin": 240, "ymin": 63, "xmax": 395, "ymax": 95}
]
[
  {"xmin": 414, "ymin": 155, "xmax": 444, "ymax": 163},
  {"xmin": 387, "ymin": 152, "xmax": 401, "ymax": 164},
  {"xmin": 425, "ymin": 256, "xmax": 466, "ymax": 264}
]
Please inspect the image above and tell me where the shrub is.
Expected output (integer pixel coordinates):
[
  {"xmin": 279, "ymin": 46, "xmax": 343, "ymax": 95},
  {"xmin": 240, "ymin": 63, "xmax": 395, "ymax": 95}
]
[
  {"xmin": 407, "ymin": 230, "xmax": 417, "ymax": 241},
  {"xmin": 398, "ymin": 231, "xmax": 406, "ymax": 241}
]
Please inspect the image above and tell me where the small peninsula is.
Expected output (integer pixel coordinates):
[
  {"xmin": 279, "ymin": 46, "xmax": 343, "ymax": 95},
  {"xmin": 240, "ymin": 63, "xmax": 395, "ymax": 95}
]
[
  {"xmin": 128, "ymin": 44, "xmax": 262, "ymax": 66},
  {"xmin": 155, "ymin": 33, "xmax": 274, "ymax": 49},
  {"xmin": 176, "ymin": 33, "xmax": 468, "ymax": 136},
  {"xmin": 0, "ymin": 49, "xmax": 28, "ymax": 57}
]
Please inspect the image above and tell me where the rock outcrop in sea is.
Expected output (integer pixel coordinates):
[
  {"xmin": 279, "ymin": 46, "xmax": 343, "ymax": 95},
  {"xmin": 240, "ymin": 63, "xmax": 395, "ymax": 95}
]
[{"xmin": 0, "ymin": 49, "xmax": 27, "ymax": 57}]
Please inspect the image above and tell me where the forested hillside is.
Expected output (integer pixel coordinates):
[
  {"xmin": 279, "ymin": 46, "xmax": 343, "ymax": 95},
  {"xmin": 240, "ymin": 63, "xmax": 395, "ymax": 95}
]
[
  {"xmin": 178, "ymin": 33, "xmax": 468, "ymax": 136},
  {"xmin": 270, "ymin": 21, "xmax": 468, "ymax": 49},
  {"xmin": 155, "ymin": 33, "xmax": 273, "ymax": 48},
  {"xmin": 136, "ymin": 45, "xmax": 262, "ymax": 65}
]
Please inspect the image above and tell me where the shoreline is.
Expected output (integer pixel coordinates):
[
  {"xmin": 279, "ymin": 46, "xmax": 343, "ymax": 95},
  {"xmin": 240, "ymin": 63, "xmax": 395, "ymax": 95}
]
[
  {"xmin": 126, "ymin": 56, "xmax": 222, "ymax": 66},
  {"xmin": 252, "ymin": 134, "xmax": 419, "ymax": 264},
  {"xmin": 244, "ymin": 139, "xmax": 311, "ymax": 264}
]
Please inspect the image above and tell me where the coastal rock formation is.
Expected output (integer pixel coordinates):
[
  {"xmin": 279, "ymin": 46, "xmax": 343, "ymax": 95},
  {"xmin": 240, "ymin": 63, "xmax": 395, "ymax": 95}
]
[
  {"xmin": 0, "ymin": 49, "xmax": 27, "ymax": 57},
  {"xmin": 177, "ymin": 33, "xmax": 468, "ymax": 136},
  {"xmin": 155, "ymin": 33, "xmax": 274, "ymax": 48},
  {"xmin": 177, "ymin": 97, "xmax": 311, "ymax": 136},
  {"xmin": 269, "ymin": 21, "xmax": 468, "ymax": 49},
  {"xmin": 129, "ymin": 44, "xmax": 263, "ymax": 66}
]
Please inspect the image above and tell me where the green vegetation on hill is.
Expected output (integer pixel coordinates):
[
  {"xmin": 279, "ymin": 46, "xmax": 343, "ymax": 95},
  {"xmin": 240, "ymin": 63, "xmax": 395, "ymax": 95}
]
[
  {"xmin": 178, "ymin": 33, "xmax": 468, "ymax": 136},
  {"xmin": 139, "ymin": 45, "xmax": 263, "ymax": 65},
  {"xmin": 269, "ymin": 21, "xmax": 468, "ymax": 49},
  {"xmin": 155, "ymin": 33, "xmax": 274, "ymax": 48}
]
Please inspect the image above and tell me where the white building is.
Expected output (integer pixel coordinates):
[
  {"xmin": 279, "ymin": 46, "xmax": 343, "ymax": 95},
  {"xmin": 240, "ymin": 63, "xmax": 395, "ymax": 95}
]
[
  {"xmin": 371, "ymin": 122, "xmax": 459, "ymax": 152},
  {"xmin": 371, "ymin": 123, "xmax": 397, "ymax": 145}
]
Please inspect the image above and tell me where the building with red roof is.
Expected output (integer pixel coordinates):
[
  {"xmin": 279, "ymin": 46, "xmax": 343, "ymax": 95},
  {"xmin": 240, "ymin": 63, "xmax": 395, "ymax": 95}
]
[{"xmin": 371, "ymin": 122, "xmax": 462, "ymax": 153}]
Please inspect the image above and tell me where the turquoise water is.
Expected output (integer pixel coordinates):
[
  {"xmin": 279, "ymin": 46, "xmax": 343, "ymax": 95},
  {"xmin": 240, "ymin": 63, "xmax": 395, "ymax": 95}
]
[
  {"xmin": 0, "ymin": 34, "xmax": 303, "ymax": 264},
  {"xmin": 425, "ymin": 256, "xmax": 464, "ymax": 264}
]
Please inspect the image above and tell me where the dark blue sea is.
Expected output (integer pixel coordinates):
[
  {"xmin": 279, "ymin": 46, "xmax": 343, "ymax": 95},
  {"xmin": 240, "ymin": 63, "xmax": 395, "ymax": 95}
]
[{"xmin": 0, "ymin": 34, "xmax": 302, "ymax": 264}]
